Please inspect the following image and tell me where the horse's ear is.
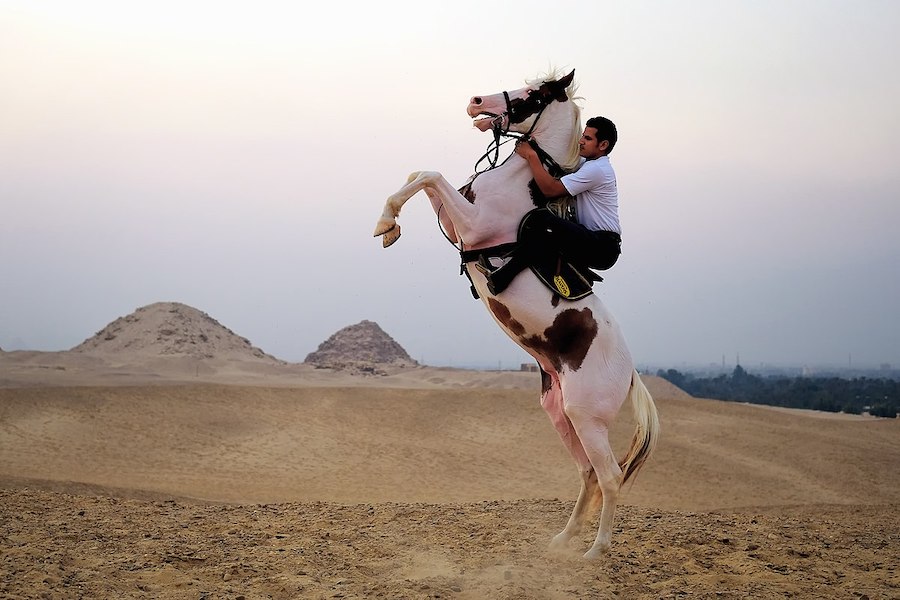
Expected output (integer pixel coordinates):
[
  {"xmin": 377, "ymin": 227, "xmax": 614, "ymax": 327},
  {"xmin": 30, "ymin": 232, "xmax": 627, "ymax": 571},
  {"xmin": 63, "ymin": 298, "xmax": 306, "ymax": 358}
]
[{"xmin": 553, "ymin": 69, "xmax": 575, "ymax": 101}]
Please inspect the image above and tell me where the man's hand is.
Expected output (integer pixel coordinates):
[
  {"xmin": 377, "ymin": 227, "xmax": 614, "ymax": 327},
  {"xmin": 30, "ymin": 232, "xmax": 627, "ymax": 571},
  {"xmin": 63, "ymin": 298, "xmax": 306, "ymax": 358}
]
[
  {"xmin": 515, "ymin": 137, "xmax": 568, "ymax": 198},
  {"xmin": 515, "ymin": 138, "xmax": 538, "ymax": 162}
]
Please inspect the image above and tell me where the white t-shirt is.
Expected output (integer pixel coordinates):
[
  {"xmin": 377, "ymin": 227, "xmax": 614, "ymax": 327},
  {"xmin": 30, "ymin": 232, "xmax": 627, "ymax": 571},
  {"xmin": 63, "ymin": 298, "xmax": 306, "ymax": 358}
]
[{"xmin": 560, "ymin": 156, "xmax": 620, "ymax": 234}]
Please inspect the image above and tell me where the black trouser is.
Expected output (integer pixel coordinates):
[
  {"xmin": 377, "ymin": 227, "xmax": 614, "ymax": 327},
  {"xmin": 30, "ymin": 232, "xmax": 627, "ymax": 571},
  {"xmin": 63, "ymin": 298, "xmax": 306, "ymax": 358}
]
[
  {"xmin": 518, "ymin": 208, "xmax": 621, "ymax": 271},
  {"xmin": 480, "ymin": 208, "xmax": 621, "ymax": 294}
]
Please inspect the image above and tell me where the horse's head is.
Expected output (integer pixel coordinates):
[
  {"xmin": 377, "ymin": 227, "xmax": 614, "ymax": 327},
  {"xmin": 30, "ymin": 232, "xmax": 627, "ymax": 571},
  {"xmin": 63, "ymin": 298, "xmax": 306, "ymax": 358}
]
[
  {"xmin": 468, "ymin": 69, "xmax": 581, "ymax": 172},
  {"xmin": 467, "ymin": 69, "xmax": 576, "ymax": 135}
]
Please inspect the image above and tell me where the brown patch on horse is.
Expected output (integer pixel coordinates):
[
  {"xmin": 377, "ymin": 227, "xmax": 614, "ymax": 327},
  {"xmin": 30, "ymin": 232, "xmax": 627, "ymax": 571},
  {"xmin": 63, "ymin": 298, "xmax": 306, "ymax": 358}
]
[
  {"xmin": 542, "ymin": 69, "xmax": 575, "ymax": 103},
  {"xmin": 521, "ymin": 307, "xmax": 597, "ymax": 372},
  {"xmin": 458, "ymin": 182, "xmax": 476, "ymax": 204},
  {"xmin": 506, "ymin": 70, "xmax": 575, "ymax": 125},
  {"xmin": 487, "ymin": 298, "xmax": 526, "ymax": 336}
]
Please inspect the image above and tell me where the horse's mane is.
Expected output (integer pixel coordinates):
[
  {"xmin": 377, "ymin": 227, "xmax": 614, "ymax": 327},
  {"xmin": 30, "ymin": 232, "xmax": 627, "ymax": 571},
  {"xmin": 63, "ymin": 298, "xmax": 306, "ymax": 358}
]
[{"xmin": 526, "ymin": 68, "xmax": 583, "ymax": 173}]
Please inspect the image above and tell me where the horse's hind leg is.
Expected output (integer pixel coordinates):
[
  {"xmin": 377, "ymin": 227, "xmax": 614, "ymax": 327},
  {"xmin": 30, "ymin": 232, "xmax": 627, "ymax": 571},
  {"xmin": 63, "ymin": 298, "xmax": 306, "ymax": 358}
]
[
  {"xmin": 551, "ymin": 466, "xmax": 602, "ymax": 550},
  {"xmin": 564, "ymin": 392, "xmax": 625, "ymax": 559},
  {"xmin": 540, "ymin": 368, "xmax": 602, "ymax": 550}
]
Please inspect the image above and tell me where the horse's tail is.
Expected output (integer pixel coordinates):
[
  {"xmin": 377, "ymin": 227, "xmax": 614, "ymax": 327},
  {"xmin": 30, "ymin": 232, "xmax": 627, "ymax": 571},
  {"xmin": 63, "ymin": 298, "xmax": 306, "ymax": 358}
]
[{"xmin": 618, "ymin": 369, "xmax": 660, "ymax": 485}]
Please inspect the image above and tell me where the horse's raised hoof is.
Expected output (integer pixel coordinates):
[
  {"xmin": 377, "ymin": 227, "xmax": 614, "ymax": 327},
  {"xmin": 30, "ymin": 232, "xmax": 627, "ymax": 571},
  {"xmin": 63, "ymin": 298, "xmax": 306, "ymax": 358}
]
[
  {"xmin": 381, "ymin": 225, "xmax": 401, "ymax": 248},
  {"xmin": 373, "ymin": 217, "xmax": 397, "ymax": 238}
]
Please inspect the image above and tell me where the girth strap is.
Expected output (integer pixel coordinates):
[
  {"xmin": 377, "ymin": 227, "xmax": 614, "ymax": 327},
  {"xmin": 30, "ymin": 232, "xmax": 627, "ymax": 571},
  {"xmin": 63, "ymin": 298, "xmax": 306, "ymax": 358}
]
[{"xmin": 459, "ymin": 242, "xmax": 518, "ymax": 269}]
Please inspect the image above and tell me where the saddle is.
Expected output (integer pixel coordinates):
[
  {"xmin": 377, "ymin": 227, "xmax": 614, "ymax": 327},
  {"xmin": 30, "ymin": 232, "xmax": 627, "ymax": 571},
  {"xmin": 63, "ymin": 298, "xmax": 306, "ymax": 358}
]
[
  {"xmin": 527, "ymin": 253, "xmax": 602, "ymax": 300},
  {"xmin": 460, "ymin": 242, "xmax": 602, "ymax": 301}
]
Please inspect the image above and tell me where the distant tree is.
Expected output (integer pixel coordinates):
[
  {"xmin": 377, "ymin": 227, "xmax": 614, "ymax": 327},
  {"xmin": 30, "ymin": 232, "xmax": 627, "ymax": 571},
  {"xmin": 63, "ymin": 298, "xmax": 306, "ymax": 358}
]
[
  {"xmin": 870, "ymin": 403, "xmax": 899, "ymax": 418},
  {"xmin": 658, "ymin": 368, "xmax": 687, "ymax": 389},
  {"xmin": 655, "ymin": 368, "xmax": 898, "ymax": 418}
]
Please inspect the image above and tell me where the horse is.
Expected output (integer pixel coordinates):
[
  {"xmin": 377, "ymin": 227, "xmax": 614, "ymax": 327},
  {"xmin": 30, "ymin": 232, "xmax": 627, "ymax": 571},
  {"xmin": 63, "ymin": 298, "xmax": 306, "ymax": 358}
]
[{"xmin": 373, "ymin": 69, "xmax": 660, "ymax": 559}]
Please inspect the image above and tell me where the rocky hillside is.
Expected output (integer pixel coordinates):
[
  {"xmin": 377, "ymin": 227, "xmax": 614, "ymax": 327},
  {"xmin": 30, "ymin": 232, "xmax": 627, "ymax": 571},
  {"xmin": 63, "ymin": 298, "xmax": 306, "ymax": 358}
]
[
  {"xmin": 71, "ymin": 302, "xmax": 280, "ymax": 362},
  {"xmin": 304, "ymin": 320, "xmax": 417, "ymax": 372}
]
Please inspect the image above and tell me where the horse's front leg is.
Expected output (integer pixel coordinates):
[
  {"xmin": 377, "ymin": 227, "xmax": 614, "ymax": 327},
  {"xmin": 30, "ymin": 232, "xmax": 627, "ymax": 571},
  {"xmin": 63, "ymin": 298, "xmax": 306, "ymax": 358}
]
[
  {"xmin": 374, "ymin": 171, "xmax": 476, "ymax": 248},
  {"xmin": 423, "ymin": 187, "xmax": 458, "ymax": 243},
  {"xmin": 373, "ymin": 171, "xmax": 422, "ymax": 247}
]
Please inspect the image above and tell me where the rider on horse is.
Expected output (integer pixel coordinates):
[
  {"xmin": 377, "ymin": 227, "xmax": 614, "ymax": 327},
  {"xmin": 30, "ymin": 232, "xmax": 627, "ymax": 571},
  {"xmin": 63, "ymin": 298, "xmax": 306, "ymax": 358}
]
[{"xmin": 477, "ymin": 116, "xmax": 622, "ymax": 296}]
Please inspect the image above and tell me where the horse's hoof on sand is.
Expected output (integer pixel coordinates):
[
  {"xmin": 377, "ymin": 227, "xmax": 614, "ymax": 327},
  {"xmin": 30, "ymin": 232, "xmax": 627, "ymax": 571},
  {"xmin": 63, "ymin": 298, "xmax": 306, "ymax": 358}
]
[
  {"xmin": 583, "ymin": 545, "xmax": 609, "ymax": 560},
  {"xmin": 382, "ymin": 226, "xmax": 401, "ymax": 248},
  {"xmin": 548, "ymin": 533, "xmax": 574, "ymax": 553},
  {"xmin": 549, "ymin": 533, "xmax": 568, "ymax": 548}
]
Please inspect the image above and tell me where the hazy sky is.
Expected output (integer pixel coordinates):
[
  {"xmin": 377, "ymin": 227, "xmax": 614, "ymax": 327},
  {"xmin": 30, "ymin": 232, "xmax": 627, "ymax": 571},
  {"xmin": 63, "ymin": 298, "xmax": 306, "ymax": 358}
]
[{"xmin": 2, "ymin": 1, "xmax": 898, "ymax": 370}]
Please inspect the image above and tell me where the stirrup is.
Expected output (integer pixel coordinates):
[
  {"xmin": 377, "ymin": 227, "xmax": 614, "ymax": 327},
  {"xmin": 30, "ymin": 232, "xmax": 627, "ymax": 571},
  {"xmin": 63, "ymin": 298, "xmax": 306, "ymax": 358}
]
[
  {"xmin": 474, "ymin": 255, "xmax": 496, "ymax": 277},
  {"xmin": 483, "ymin": 257, "xmax": 524, "ymax": 295},
  {"xmin": 474, "ymin": 256, "xmax": 505, "ymax": 294}
]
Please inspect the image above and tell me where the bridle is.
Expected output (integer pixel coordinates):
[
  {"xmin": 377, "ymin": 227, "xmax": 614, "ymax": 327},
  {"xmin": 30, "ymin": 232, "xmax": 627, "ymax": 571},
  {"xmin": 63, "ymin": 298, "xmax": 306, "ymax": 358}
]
[{"xmin": 473, "ymin": 81, "xmax": 572, "ymax": 178}]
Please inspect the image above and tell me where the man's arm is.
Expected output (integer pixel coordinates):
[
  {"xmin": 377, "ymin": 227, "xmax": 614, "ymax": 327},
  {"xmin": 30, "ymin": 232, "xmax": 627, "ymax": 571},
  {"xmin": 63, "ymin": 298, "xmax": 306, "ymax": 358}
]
[{"xmin": 515, "ymin": 141, "xmax": 568, "ymax": 198}]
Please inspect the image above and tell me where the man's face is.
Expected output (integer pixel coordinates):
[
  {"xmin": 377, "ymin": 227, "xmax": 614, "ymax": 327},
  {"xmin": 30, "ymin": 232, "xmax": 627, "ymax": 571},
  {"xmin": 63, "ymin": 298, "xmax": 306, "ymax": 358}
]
[{"xmin": 579, "ymin": 127, "xmax": 608, "ymax": 159}]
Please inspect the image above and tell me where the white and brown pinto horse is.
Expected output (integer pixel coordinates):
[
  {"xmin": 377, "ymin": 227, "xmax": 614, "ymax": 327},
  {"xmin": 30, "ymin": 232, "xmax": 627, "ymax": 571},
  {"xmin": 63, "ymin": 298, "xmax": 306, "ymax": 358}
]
[{"xmin": 373, "ymin": 70, "xmax": 659, "ymax": 559}]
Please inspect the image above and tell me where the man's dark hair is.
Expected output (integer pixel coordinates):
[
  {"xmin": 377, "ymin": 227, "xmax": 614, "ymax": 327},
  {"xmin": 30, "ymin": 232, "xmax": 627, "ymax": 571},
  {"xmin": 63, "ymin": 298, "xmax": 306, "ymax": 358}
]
[{"xmin": 586, "ymin": 116, "xmax": 617, "ymax": 154}]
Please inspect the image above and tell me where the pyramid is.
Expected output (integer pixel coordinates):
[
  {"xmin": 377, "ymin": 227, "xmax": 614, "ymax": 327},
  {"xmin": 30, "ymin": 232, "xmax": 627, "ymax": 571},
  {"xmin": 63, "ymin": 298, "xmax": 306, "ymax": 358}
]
[
  {"xmin": 72, "ymin": 302, "xmax": 280, "ymax": 362},
  {"xmin": 304, "ymin": 320, "xmax": 417, "ymax": 370}
]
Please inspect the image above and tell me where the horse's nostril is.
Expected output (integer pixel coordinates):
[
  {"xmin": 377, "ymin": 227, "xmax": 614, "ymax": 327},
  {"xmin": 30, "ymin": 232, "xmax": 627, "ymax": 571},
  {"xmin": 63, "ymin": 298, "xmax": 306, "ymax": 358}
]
[{"xmin": 471, "ymin": 97, "xmax": 482, "ymax": 105}]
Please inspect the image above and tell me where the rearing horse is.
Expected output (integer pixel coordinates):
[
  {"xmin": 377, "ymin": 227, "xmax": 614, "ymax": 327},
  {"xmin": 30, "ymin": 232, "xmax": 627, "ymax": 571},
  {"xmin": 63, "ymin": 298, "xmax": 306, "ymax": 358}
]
[{"xmin": 373, "ymin": 69, "xmax": 659, "ymax": 559}]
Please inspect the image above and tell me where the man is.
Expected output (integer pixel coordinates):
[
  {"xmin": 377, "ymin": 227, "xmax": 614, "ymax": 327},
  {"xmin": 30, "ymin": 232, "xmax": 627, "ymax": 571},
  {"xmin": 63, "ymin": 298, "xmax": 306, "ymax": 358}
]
[{"xmin": 479, "ymin": 116, "xmax": 622, "ymax": 295}]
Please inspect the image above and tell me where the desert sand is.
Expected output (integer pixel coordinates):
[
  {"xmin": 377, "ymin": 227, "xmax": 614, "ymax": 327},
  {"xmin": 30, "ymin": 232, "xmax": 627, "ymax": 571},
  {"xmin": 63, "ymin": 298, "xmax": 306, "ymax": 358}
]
[{"xmin": 2, "ymin": 308, "xmax": 899, "ymax": 599}]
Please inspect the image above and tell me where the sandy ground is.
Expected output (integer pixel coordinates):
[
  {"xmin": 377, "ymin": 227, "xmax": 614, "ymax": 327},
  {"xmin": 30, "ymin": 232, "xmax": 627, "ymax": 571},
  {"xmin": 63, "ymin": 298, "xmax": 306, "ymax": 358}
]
[{"xmin": 1, "ymin": 355, "xmax": 899, "ymax": 598}]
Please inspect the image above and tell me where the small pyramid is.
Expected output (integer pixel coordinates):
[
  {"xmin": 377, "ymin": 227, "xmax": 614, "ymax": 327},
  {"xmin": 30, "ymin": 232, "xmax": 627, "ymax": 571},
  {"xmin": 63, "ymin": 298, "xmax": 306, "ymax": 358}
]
[
  {"xmin": 305, "ymin": 320, "xmax": 417, "ymax": 370},
  {"xmin": 72, "ymin": 302, "xmax": 281, "ymax": 362}
]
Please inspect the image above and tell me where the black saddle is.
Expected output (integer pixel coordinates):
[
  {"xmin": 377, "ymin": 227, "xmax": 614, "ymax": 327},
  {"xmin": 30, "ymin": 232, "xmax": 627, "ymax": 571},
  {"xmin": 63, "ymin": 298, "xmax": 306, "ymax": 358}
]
[
  {"xmin": 461, "ymin": 243, "xmax": 602, "ymax": 301},
  {"xmin": 527, "ymin": 253, "xmax": 602, "ymax": 300}
]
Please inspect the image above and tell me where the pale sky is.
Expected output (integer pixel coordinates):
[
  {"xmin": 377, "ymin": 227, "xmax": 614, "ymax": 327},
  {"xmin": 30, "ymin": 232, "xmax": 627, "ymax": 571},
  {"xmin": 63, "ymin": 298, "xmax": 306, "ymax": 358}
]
[{"xmin": 2, "ymin": 1, "xmax": 898, "ymax": 370}]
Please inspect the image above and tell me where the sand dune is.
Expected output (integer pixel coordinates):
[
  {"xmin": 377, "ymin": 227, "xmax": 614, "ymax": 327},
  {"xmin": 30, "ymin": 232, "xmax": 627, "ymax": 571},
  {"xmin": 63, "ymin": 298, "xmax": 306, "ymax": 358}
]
[
  {"xmin": 1, "ymin": 376, "xmax": 897, "ymax": 509},
  {"xmin": 1, "ymin": 362, "xmax": 898, "ymax": 598}
]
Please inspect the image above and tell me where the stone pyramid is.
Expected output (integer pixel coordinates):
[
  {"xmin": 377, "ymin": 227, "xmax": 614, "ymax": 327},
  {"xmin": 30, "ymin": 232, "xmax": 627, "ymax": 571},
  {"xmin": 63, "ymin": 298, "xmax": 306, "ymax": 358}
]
[
  {"xmin": 304, "ymin": 320, "xmax": 417, "ymax": 370},
  {"xmin": 71, "ymin": 302, "xmax": 280, "ymax": 362}
]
